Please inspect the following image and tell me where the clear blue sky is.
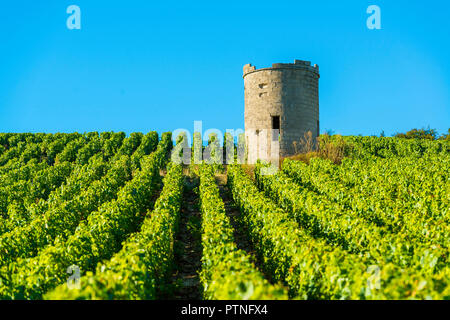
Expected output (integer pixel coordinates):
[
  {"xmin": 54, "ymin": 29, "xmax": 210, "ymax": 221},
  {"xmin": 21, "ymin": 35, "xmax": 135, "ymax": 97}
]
[{"xmin": 1, "ymin": 0, "xmax": 449, "ymax": 136}]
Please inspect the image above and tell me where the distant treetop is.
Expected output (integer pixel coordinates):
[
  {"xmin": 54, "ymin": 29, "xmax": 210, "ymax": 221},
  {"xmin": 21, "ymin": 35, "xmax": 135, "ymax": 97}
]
[{"xmin": 394, "ymin": 127, "xmax": 445, "ymax": 141}]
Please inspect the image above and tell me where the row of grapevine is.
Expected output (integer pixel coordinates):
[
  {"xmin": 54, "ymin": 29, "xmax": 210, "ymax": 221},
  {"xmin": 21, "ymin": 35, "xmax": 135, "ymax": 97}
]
[
  {"xmin": 0, "ymin": 156, "xmax": 126, "ymax": 266},
  {"xmin": 0, "ymin": 133, "xmax": 172, "ymax": 299},
  {"xmin": 0, "ymin": 134, "xmax": 53, "ymax": 167},
  {"xmin": 0, "ymin": 133, "xmax": 81, "ymax": 169},
  {"xmin": 227, "ymin": 165, "xmax": 449, "ymax": 299},
  {"xmin": 322, "ymin": 155, "xmax": 448, "ymax": 216},
  {"xmin": 0, "ymin": 131, "xmax": 152, "ymax": 236},
  {"xmin": 0, "ymin": 133, "xmax": 45, "ymax": 150},
  {"xmin": 130, "ymin": 131, "xmax": 159, "ymax": 170},
  {"xmin": 0, "ymin": 132, "xmax": 110, "ymax": 188},
  {"xmin": 0, "ymin": 133, "xmax": 125, "ymax": 235},
  {"xmin": 282, "ymin": 157, "xmax": 449, "ymax": 249},
  {"xmin": 0, "ymin": 137, "xmax": 105, "ymax": 222},
  {"xmin": 192, "ymin": 132, "xmax": 202, "ymax": 164},
  {"xmin": 0, "ymin": 135, "xmax": 104, "ymax": 233},
  {"xmin": 198, "ymin": 164, "xmax": 287, "ymax": 299},
  {"xmin": 45, "ymin": 161, "xmax": 184, "ymax": 299},
  {"xmin": 337, "ymin": 135, "xmax": 450, "ymax": 159},
  {"xmin": 55, "ymin": 136, "xmax": 94, "ymax": 164},
  {"xmin": 255, "ymin": 162, "xmax": 448, "ymax": 275},
  {"xmin": 0, "ymin": 132, "xmax": 155, "ymax": 265},
  {"xmin": 0, "ymin": 162, "xmax": 73, "ymax": 234}
]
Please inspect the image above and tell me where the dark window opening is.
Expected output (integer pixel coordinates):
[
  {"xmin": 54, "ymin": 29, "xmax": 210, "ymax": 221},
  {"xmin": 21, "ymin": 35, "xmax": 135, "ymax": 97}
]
[
  {"xmin": 272, "ymin": 116, "xmax": 280, "ymax": 141},
  {"xmin": 272, "ymin": 116, "xmax": 280, "ymax": 130}
]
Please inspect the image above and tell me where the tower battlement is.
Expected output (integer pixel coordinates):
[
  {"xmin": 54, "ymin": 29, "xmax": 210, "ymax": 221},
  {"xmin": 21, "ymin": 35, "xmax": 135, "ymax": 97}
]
[{"xmin": 243, "ymin": 60, "xmax": 319, "ymax": 78}]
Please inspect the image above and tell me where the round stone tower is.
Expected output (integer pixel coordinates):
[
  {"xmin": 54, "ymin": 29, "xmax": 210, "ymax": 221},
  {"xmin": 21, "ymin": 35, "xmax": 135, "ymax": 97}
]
[{"xmin": 243, "ymin": 59, "xmax": 320, "ymax": 163}]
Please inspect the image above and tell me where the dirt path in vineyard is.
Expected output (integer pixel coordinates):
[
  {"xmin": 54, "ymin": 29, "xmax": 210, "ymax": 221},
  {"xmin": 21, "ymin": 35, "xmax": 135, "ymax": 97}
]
[
  {"xmin": 216, "ymin": 174, "xmax": 275, "ymax": 284},
  {"xmin": 168, "ymin": 175, "xmax": 203, "ymax": 300}
]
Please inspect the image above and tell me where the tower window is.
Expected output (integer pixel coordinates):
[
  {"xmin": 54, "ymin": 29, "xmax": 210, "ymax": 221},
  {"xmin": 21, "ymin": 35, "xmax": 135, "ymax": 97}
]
[
  {"xmin": 272, "ymin": 116, "xmax": 280, "ymax": 141},
  {"xmin": 272, "ymin": 116, "xmax": 280, "ymax": 130}
]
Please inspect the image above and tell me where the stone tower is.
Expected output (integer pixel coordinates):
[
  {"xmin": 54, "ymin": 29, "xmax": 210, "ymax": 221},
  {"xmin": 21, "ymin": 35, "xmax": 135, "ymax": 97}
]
[{"xmin": 243, "ymin": 60, "xmax": 320, "ymax": 163}]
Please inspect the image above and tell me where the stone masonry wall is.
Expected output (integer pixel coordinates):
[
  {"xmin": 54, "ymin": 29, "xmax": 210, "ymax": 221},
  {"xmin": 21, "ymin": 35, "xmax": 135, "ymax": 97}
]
[{"xmin": 243, "ymin": 60, "xmax": 319, "ymax": 163}]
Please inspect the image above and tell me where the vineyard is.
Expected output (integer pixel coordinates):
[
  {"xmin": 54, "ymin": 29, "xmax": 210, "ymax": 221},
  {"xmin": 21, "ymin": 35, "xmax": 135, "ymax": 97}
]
[{"xmin": 0, "ymin": 132, "xmax": 448, "ymax": 300}]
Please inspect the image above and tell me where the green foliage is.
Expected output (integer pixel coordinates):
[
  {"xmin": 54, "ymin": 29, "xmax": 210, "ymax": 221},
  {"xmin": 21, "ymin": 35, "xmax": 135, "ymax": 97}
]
[
  {"xmin": 115, "ymin": 132, "xmax": 143, "ymax": 158},
  {"xmin": 0, "ymin": 161, "xmax": 74, "ymax": 233},
  {"xmin": 0, "ymin": 155, "xmax": 122, "ymax": 266},
  {"xmin": 192, "ymin": 132, "xmax": 203, "ymax": 164},
  {"xmin": 224, "ymin": 132, "xmax": 235, "ymax": 165},
  {"xmin": 45, "ymin": 162, "xmax": 184, "ymax": 300},
  {"xmin": 394, "ymin": 127, "xmax": 438, "ymax": 140},
  {"xmin": 130, "ymin": 131, "xmax": 159, "ymax": 170},
  {"xmin": 0, "ymin": 132, "xmax": 164, "ymax": 267},
  {"xmin": 101, "ymin": 132, "xmax": 126, "ymax": 159},
  {"xmin": 228, "ymin": 164, "xmax": 450, "ymax": 299},
  {"xmin": 439, "ymin": 129, "xmax": 450, "ymax": 141},
  {"xmin": 199, "ymin": 164, "xmax": 287, "ymax": 299},
  {"xmin": 0, "ymin": 134, "xmax": 107, "ymax": 234},
  {"xmin": 256, "ymin": 160, "xmax": 449, "ymax": 295},
  {"xmin": 282, "ymin": 156, "xmax": 449, "ymax": 249},
  {"xmin": 339, "ymin": 135, "xmax": 450, "ymax": 159},
  {"xmin": 55, "ymin": 137, "xmax": 88, "ymax": 163},
  {"xmin": 228, "ymin": 164, "xmax": 367, "ymax": 299},
  {"xmin": 203, "ymin": 133, "xmax": 223, "ymax": 171},
  {"xmin": 171, "ymin": 131, "xmax": 189, "ymax": 165},
  {"xmin": 0, "ymin": 131, "xmax": 448, "ymax": 300},
  {"xmin": 0, "ymin": 133, "xmax": 172, "ymax": 299}
]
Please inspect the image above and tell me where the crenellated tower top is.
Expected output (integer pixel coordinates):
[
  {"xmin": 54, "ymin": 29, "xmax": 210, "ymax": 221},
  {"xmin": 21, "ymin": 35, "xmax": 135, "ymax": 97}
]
[{"xmin": 243, "ymin": 59, "xmax": 320, "ymax": 78}]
